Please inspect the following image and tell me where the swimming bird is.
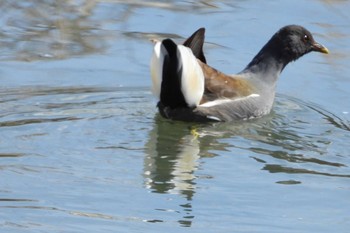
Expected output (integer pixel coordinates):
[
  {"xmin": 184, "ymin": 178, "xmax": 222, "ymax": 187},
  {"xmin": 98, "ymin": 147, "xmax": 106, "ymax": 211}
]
[{"xmin": 150, "ymin": 25, "xmax": 329, "ymax": 122}]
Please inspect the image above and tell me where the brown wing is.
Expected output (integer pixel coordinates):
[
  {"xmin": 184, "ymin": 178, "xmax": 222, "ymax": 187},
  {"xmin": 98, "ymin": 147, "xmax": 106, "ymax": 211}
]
[{"xmin": 197, "ymin": 61, "xmax": 254, "ymax": 104}]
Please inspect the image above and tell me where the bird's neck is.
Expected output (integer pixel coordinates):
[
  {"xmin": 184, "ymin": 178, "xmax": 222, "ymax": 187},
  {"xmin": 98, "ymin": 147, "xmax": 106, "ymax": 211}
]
[{"xmin": 242, "ymin": 38, "xmax": 290, "ymax": 84}]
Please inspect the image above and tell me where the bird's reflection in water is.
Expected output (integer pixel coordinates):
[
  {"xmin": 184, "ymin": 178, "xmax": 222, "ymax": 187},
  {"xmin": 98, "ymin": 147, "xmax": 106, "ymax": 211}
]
[
  {"xmin": 144, "ymin": 125, "xmax": 200, "ymax": 199},
  {"xmin": 144, "ymin": 115, "xmax": 227, "ymax": 196},
  {"xmin": 144, "ymin": 116, "xmax": 205, "ymax": 226}
]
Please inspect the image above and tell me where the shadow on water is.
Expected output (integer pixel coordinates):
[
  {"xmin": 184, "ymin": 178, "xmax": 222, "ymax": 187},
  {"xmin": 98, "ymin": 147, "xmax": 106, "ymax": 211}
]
[{"xmin": 144, "ymin": 95, "xmax": 350, "ymax": 226}]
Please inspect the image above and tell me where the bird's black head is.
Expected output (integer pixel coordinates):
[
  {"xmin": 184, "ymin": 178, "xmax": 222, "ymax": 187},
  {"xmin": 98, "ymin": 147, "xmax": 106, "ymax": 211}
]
[
  {"xmin": 273, "ymin": 25, "xmax": 329, "ymax": 62},
  {"xmin": 246, "ymin": 25, "xmax": 329, "ymax": 72}
]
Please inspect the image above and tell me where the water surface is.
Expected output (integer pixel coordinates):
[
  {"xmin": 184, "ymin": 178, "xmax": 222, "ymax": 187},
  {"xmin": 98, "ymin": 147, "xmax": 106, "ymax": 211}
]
[{"xmin": 1, "ymin": 1, "xmax": 350, "ymax": 232}]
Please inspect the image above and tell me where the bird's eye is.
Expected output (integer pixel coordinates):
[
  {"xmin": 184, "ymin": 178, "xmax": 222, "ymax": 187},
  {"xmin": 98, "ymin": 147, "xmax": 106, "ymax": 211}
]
[{"xmin": 303, "ymin": 34, "xmax": 310, "ymax": 42}]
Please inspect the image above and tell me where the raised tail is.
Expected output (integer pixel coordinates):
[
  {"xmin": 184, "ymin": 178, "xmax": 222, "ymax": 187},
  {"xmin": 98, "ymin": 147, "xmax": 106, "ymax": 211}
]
[
  {"xmin": 183, "ymin": 27, "xmax": 207, "ymax": 64},
  {"xmin": 150, "ymin": 38, "xmax": 205, "ymax": 109}
]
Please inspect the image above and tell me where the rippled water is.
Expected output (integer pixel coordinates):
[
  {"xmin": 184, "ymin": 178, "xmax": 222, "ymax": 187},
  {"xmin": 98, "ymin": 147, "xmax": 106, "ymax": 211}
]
[{"xmin": 1, "ymin": 1, "xmax": 350, "ymax": 232}]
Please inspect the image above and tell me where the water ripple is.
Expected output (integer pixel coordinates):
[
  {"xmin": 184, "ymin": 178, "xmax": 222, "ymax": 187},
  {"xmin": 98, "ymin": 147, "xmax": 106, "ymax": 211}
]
[{"xmin": 144, "ymin": 93, "xmax": 350, "ymax": 201}]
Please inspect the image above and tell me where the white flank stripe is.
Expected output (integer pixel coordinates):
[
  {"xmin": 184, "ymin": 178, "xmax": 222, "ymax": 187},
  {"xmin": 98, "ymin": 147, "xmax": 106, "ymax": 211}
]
[
  {"xmin": 177, "ymin": 45, "xmax": 205, "ymax": 107},
  {"xmin": 199, "ymin": 94, "xmax": 260, "ymax": 108},
  {"xmin": 206, "ymin": 115, "xmax": 222, "ymax": 121}
]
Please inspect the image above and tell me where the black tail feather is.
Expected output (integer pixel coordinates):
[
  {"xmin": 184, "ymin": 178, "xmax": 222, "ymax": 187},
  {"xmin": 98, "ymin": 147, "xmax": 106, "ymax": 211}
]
[
  {"xmin": 160, "ymin": 39, "xmax": 187, "ymax": 108},
  {"xmin": 183, "ymin": 28, "xmax": 207, "ymax": 64}
]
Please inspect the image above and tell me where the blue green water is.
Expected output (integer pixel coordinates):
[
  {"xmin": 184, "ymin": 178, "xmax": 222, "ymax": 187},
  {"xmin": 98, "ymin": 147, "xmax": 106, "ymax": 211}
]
[{"xmin": 1, "ymin": 1, "xmax": 349, "ymax": 232}]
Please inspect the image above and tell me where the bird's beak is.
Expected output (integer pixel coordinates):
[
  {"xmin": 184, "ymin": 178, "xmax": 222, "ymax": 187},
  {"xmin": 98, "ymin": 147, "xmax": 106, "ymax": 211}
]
[{"xmin": 312, "ymin": 42, "xmax": 329, "ymax": 54}]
